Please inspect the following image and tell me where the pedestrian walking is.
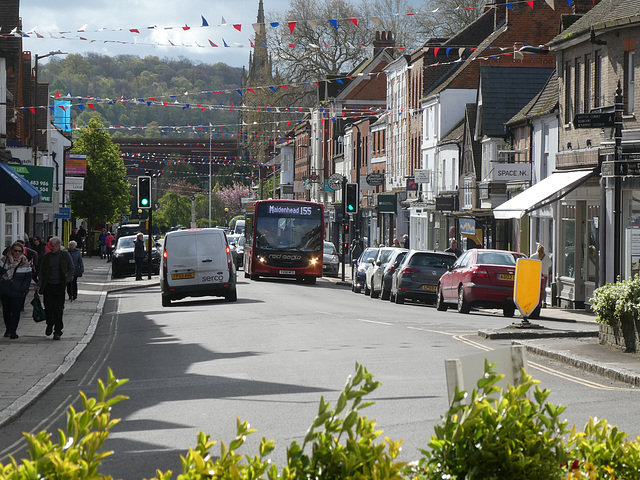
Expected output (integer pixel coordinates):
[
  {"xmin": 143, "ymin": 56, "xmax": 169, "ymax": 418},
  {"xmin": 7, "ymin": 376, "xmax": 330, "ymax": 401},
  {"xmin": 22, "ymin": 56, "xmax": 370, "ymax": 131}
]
[
  {"xmin": 77, "ymin": 224, "xmax": 87, "ymax": 256},
  {"xmin": 99, "ymin": 228, "xmax": 107, "ymax": 259},
  {"xmin": 0, "ymin": 242, "xmax": 33, "ymax": 339},
  {"xmin": 134, "ymin": 232, "xmax": 146, "ymax": 280},
  {"xmin": 393, "ymin": 238, "xmax": 400, "ymax": 247},
  {"xmin": 35, "ymin": 236, "xmax": 75, "ymax": 340},
  {"xmin": 444, "ymin": 238, "xmax": 462, "ymax": 258},
  {"xmin": 531, "ymin": 244, "xmax": 552, "ymax": 307},
  {"xmin": 69, "ymin": 228, "xmax": 83, "ymax": 255},
  {"xmin": 105, "ymin": 231, "xmax": 115, "ymax": 262},
  {"xmin": 66, "ymin": 240, "xmax": 84, "ymax": 301}
]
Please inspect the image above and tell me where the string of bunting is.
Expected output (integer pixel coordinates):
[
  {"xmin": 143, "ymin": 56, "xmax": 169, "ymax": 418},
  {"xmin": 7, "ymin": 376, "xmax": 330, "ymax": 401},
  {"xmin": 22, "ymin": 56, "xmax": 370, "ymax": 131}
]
[{"xmin": 12, "ymin": 0, "xmax": 584, "ymax": 49}]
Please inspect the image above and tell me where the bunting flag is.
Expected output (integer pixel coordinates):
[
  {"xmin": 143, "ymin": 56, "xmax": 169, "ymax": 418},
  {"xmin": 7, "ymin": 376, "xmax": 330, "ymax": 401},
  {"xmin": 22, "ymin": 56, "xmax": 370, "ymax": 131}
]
[
  {"xmin": 328, "ymin": 19, "xmax": 338, "ymax": 30},
  {"xmin": 526, "ymin": 0, "xmax": 534, "ymax": 8},
  {"xmin": 201, "ymin": 16, "xmax": 209, "ymax": 27},
  {"xmin": 545, "ymin": 0, "xmax": 555, "ymax": 9},
  {"xmin": 349, "ymin": 18, "xmax": 358, "ymax": 27},
  {"xmin": 208, "ymin": 39, "xmax": 218, "ymax": 47},
  {"xmin": 233, "ymin": 24, "xmax": 242, "ymax": 31},
  {"xmin": 308, "ymin": 20, "xmax": 317, "ymax": 32},
  {"xmin": 288, "ymin": 21, "xmax": 297, "ymax": 34}
]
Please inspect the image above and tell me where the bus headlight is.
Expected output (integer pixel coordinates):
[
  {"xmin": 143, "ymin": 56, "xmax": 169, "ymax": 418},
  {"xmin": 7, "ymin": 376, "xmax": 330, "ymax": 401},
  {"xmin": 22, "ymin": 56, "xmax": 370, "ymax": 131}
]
[
  {"xmin": 258, "ymin": 256, "xmax": 266, "ymax": 263},
  {"xmin": 309, "ymin": 257, "xmax": 317, "ymax": 265}
]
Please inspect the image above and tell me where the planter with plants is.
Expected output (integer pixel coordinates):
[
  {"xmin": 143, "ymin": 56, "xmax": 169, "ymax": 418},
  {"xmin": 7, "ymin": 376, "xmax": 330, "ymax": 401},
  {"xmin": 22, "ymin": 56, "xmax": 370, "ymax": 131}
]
[{"xmin": 590, "ymin": 274, "xmax": 640, "ymax": 352}]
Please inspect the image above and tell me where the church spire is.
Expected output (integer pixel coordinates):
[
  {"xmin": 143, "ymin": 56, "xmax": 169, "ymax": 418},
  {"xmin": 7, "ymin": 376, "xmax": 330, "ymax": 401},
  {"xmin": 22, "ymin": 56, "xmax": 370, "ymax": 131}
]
[{"xmin": 257, "ymin": 0, "xmax": 265, "ymax": 24}]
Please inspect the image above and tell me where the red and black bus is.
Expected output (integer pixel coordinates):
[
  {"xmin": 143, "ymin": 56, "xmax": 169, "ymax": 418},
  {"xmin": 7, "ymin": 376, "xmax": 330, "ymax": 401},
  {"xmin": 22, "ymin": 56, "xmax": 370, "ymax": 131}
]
[{"xmin": 244, "ymin": 200, "xmax": 324, "ymax": 284}]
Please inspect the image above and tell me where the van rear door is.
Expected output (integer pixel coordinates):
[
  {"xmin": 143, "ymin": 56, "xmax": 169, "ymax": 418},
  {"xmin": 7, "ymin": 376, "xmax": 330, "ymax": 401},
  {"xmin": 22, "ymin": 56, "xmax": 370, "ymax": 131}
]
[
  {"xmin": 165, "ymin": 233, "xmax": 199, "ymax": 288},
  {"xmin": 196, "ymin": 231, "xmax": 230, "ymax": 285}
]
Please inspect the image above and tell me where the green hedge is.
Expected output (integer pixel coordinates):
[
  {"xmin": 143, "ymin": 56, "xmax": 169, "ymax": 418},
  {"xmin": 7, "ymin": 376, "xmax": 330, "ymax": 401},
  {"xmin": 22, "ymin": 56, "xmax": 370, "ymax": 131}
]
[{"xmin": 1, "ymin": 365, "xmax": 639, "ymax": 479}]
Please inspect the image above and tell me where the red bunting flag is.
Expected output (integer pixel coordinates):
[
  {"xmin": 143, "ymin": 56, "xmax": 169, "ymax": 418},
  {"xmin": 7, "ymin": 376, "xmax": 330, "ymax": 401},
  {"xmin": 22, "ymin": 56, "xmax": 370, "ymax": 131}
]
[
  {"xmin": 233, "ymin": 24, "xmax": 242, "ymax": 31},
  {"xmin": 88, "ymin": 103, "xmax": 95, "ymax": 110},
  {"xmin": 526, "ymin": 0, "xmax": 534, "ymax": 7},
  {"xmin": 29, "ymin": 107, "xmax": 35, "ymax": 115},
  {"xmin": 130, "ymin": 29, "xmax": 140, "ymax": 33},
  {"xmin": 163, "ymin": 102, "xmax": 168, "ymax": 106},
  {"xmin": 149, "ymin": 97, "xmax": 157, "ymax": 101},
  {"xmin": 58, "ymin": 105, "xmax": 66, "ymax": 111},
  {"xmin": 288, "ymin": 21, "xmax": 296, "ymax": 33},
  {"xmin": 208, "ymin": 39, "xmax": 218, "ymax": 47},
  {"xmin": 434, "ymin": 47, "xmax": 440, "ymax": 57},
  {"xmin": 55, "ymin": 91, "xmax": 61, "ymax": 98},
  {"xmin": 182, "ymin": 25, "xmax": 190, "ymax": 30},
  {"xmin": 348, "ymin": 18, "xmax": 358, "ymax": 26},
  {"xmin": 281, "ymin": 85, "xmax": 289, "ymax": 89},
  {"xmin": 247, "ymin": 88, "xmax": 255, "ymax": 93},
  {"xmin": 289, "ymin": 43, "xmax": 295, "ymax": 48}
]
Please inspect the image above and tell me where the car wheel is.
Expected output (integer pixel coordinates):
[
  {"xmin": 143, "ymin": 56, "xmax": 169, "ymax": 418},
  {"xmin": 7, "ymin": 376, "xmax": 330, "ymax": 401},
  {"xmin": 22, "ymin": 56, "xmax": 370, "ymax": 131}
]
[
  {"xmin": 394, "ymin": 293, "xmax": 404, "ymax": 304},
  {"xmin": 457, "ymin": 286, "xmax": 470, "ymax": 314},
  {"xmin": 364, "ymin": 281, "xmax": 370, "ymax": 296},
  {"xmin": 380, "ymin": 286, "xmax": 390, "ymax": 301},
  {"xmin": 354, "ymin": 283, "xmax": 362, "ymax": 293},
  {"xmin": 351, "ymin": 282, "xmax": 355, "ymax": 292},
  {"xmin": 503, "ymin": 305, "xmax": 516, "ymax": 317},
  {"xmin": 112, "ymin": 270, "xmax": 120, "ymax": 279},
  {"xmin": 436, "ymin": 285, "xmax": 448, "ymax": 311},
  {"xmin": 161, "ymin": 296, "xmax": 171, "ymax": 307},
  {"xmin": 225, "ymin": 289, "xmax": 238, "ymax": 302}
]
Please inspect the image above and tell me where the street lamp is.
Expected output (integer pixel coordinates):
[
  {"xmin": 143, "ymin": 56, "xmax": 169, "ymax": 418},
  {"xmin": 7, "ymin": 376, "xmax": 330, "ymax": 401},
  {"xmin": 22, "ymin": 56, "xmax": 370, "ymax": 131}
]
[{"xmin": 33, "ymin": 50, "xmax": 66, "ymax": 165}]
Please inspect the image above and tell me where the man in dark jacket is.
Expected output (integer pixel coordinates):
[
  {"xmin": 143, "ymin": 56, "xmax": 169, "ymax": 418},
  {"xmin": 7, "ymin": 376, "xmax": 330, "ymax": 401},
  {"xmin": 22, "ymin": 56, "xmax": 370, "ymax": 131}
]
[
  {"xmin": 35, "ymin": 237, "xmax": 74, "ymax": 340},
  {"xmin": 134, "ymin": 232, "xmax": 146, "ymax": 280}
]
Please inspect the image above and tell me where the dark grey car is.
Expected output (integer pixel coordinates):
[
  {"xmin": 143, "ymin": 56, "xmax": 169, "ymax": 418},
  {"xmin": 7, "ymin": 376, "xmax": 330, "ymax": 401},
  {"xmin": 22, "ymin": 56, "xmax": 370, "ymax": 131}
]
[
  {"xmin": 380, "ymin": 250, "xmax": 409, "ymax": 300},
  {"xmin": 390, "ymin": 250, "xmax": 457, "ymax": 304}
]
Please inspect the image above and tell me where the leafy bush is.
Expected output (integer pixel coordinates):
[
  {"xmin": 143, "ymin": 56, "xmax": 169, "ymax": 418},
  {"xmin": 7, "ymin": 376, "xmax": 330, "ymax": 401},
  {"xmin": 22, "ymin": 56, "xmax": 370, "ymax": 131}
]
[
  {"xmin": 408, "ymin": 360, "xmax": 569, "ymax": 480},
  {"xmin": 3, "ymin": 364, "xmax": 640, "ymax": 479},
  {"xmin": 590, "ymin": 274, "xmax": 640, "ymax": 327}
]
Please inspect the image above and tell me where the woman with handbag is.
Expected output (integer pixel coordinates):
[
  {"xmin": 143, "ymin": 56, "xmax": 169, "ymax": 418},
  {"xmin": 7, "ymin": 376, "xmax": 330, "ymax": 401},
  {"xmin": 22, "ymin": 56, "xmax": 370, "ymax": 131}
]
[
  {"xmin": 66, "ymin": 240, "xmax": 84, "ymax": 301},
  {"xmin": 0, "ymin": 242, "xmax": 33, "ymax": 339}
]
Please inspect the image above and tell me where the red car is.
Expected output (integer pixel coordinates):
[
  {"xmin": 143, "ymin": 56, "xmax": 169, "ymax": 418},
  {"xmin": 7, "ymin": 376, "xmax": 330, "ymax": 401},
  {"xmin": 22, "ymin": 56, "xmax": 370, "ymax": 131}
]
[{"xmin": 436, "ymin": 249, "xmax": 526, "ymax": 317}]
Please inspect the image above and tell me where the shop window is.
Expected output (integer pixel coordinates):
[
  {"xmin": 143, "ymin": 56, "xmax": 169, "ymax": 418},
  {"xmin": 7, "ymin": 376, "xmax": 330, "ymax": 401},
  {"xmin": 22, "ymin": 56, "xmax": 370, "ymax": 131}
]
[{"xmin": 562, "ymin": 205, "xmax": 576, "ymax": 277}]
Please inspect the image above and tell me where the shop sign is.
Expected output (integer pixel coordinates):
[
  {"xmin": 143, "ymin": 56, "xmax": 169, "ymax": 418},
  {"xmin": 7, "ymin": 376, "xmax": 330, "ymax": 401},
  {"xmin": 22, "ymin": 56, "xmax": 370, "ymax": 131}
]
[
  {"xmin": 435, "ymin": 195, "xmax": 459, "ymax": 212},
  {"xmin": 406, "ymin": 177, "xmax": 418, "ymax": 191},
  {"xmin": 65, "ymin": 177, "xmax": 84, "ymax": 191},
  {"xmin": 65, "ymin": 153, "xmax": 87, "ymax": 176},
  {"xmin": 459, "ymin": 218, "xmax": 476, "ymax": 235},
  {"xmin": 366, "ymin": 172, "xmax": 384, "ymax": 186},
  {"xmin": 491, "ymin": 163, "xmax": 531, "ymax": 182},
  {"xmin": 601, "ymin": 161, "xmax": 640, "ymax": 177},
  {"xmin": 377, "ymin": 193, "xmax": 397, "ymax": 213}
]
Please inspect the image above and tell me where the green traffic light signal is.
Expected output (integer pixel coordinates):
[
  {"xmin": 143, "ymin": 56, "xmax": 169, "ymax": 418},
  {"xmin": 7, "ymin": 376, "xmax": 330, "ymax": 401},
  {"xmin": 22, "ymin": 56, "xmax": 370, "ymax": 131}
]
[
  {"xmin": 137, "ymin": 176, "xmax": 152, "ymax": 209},
  {"xmin": 346, "ymin": 183, "xmax": 358, "ymax": 214}
]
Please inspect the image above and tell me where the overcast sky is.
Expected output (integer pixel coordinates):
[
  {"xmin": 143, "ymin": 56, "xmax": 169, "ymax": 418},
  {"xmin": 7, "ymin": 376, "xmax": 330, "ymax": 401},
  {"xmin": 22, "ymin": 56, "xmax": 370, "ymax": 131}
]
[{"xmin": 19, "ymin": 0, "xmax": 295, "ymax": 69}]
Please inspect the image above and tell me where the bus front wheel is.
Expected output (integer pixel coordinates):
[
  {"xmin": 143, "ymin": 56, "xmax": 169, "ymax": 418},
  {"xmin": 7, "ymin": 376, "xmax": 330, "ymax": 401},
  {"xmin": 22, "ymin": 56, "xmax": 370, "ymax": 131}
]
[
  {"xmin": 306, "ymin": 276, "xmax": 316, "ymax": 285},
  {"xmin": 250, "ymin": 273, "xmax": 259, "ymax": 281}
]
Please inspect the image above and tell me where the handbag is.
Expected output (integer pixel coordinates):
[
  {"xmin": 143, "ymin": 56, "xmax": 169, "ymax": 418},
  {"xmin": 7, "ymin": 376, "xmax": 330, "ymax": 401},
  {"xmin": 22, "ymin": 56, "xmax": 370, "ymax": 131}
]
[{"xmin": 31, "ymin": 292, "xmax": 46, "ymax": 323}]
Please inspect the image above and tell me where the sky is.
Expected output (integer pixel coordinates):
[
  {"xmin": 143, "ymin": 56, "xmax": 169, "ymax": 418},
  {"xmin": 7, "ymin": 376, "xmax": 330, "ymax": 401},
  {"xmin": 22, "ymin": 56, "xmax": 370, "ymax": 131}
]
[{"xmin": 19, "ymin": 0, "xmax": 296, "ymax": 69}]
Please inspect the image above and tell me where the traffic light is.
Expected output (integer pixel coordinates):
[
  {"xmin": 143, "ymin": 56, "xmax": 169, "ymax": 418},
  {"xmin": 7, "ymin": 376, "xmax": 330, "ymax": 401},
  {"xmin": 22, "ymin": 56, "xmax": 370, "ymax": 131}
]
[
  {"xmin": 343, "ymin": 223, "xmax": 349, "ymax": 252},
  {"xmin": 137, "ymin": 176, "xmax": 152, "ymax": 209},
  {"xmin": 345, "ymin": 183, "xmax": 358, "ymax": 214}
]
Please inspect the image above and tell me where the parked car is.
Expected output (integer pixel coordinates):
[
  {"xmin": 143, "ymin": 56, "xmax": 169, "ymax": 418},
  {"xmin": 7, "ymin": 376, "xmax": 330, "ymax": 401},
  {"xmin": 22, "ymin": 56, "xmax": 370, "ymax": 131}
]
[
  {"xmin": 352, "ymin": 247, "xmax": 379, "ymax": 293},
  {"xmin": 323, "ymin": 241, "xmax": 340, "ymax": 277},
  {"xmin": 160, "ymin": 227, "xmax": 237, "ymax": 306},
  {"xmin": 366, "ymin": 247, "xmax": 406, "ymax": 298},
  {"xmin": 436, "ymin": 248, "xmax": 526, "ymax": 317},
  {"xmin": 227, "ymin": 234, "xmax": 245, "ymax": 269},
  {"xmin": 380, "ymin": 249, "xmax": 409, "ymax": 300},
  {"xmin": 111, "ymin": 234, "xmax": 160, "ymax": 279},
  {"xmin": 390, "ymin": 250, "xmax": 457, "ymax": 304}
]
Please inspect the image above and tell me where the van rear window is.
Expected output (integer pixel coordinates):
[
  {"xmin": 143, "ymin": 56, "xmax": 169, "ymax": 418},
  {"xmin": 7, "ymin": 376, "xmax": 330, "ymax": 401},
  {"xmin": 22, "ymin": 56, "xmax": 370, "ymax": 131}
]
[{"xmin": 196, "ymin": 234, "xmax": 224, "ymax": 257}]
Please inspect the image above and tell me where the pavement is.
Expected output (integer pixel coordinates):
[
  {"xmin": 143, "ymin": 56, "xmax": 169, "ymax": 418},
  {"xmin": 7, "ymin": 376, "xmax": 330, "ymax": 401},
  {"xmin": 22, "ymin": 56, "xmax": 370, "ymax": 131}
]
[{"xmin": 0, "ymin": 259, "xmax": 638, "ymax": 429}]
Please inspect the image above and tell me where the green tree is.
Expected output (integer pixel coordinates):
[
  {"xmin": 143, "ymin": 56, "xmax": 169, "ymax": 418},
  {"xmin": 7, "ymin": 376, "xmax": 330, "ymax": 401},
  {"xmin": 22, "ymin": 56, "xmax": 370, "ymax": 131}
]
[
  {"xmin": 154, "ymin": 191, "xmax": 192, "ymax": 229},
  {"xmin": 70, "ymin": 117, "xmax": 130, "ymax": 229}
]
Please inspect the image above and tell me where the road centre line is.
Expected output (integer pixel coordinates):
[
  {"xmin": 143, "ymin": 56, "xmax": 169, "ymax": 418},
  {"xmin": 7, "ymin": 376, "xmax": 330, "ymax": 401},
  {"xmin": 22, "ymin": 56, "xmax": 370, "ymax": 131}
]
[{"xmin": 358, "ymin": 319, "xmax": 393, "ymax": 326}]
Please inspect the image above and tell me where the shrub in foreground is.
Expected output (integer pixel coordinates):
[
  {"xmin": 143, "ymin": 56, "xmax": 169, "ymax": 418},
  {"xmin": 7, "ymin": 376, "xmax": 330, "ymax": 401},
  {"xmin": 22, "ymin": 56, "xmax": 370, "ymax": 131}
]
[{"xmin": 1, "ymin": 364, "xmax": 640, "ymax": 479}]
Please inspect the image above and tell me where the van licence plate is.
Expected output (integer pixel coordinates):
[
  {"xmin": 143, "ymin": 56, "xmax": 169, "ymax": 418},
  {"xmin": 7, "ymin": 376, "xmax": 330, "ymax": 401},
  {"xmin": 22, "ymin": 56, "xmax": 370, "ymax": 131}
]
[
  {"xmin": 172, "ymin": 272, "xmax": 195, "ymax": 280},
  {"xmin": 279, "ymin": 270, "xmax": 295, "ymax": 275}
]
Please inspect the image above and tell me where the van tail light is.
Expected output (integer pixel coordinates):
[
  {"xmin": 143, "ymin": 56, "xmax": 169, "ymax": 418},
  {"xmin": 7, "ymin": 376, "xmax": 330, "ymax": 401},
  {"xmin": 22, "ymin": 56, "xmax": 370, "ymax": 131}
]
[
  {"xmin": 163, "ymin": 250, "xmax": 167, "ymax": 259},
  {"xmin": 226, "ymin": 245, "xmax": 232, "ymax": 268},
  {"xmin": 470, "ymin": 266, "xmax": 489, "ymax": 278},
  {"xmin": 402, "ymin": 267, "xmax": 420, "ymax": 274}
]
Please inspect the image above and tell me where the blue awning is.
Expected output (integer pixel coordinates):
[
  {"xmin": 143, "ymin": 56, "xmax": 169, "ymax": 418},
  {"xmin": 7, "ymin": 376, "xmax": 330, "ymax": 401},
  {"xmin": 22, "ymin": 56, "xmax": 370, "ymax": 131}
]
[{"xmin": 0, "ymin": 162, "xmax": 41, "ymax": 206}]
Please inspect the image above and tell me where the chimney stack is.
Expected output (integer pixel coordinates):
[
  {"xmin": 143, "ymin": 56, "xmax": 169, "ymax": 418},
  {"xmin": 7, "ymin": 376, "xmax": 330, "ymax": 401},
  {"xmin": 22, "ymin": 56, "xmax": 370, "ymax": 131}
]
[{"xmin": 373, "ymin": 31, "xmax": 395, "ymax": 56}]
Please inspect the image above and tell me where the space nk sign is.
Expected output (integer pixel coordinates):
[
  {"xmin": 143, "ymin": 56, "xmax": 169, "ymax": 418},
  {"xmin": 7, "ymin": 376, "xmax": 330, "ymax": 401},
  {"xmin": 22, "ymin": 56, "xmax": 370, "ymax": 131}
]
[{"xmin": 490, "ymin": 163, "xmax": 531, "ymax": 182}]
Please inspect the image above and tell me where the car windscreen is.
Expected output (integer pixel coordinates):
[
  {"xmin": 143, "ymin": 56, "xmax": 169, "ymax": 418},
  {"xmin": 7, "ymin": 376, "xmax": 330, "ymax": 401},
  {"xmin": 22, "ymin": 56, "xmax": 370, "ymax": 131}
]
[
  {"xmin": 379, "ymin": 249, "xmax": 396, "ymax": 264},
  {"xmin": 477, "ymin": 251, "xmax": 518, "ymax": 266},
  {"xmin": 361, "ymin": 249, "xmax": 378, "ymax": 262},
  {"xmin": 324, "ymin": 243, "xmax": 337, "ymax": 255},
  {"xmin": 409, "ymin": 253, "xmax": 456, "ymax": 268}
]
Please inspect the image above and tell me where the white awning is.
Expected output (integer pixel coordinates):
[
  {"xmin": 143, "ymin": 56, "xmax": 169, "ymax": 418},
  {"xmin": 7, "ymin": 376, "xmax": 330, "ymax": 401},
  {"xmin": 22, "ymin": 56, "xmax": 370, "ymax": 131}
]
[{"xmin": 493, "ymin": 169, "xmax": 595, "ymax": 219}]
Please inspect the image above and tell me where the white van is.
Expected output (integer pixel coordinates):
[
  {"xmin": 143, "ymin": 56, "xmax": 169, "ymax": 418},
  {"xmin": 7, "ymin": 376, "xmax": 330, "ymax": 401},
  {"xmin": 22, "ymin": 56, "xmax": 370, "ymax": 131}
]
[
  {"xmin": 160, "ymin": 228, "xmax": 237, "ymax": 306},
  {"xmin": 234, "ymin": 219, "xmax": 245, "ymax": 235}
]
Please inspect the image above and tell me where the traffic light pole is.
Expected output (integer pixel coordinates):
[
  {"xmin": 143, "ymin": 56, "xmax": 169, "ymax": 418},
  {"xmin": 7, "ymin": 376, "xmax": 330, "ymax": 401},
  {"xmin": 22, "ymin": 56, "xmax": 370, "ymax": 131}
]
[
  {"xmin": 341, "ymin": 177, "xmax": 346, "ymax": 282},
  {"xmin": 147, "ymin": 205, "xmax": 153, "ymax": 280}
]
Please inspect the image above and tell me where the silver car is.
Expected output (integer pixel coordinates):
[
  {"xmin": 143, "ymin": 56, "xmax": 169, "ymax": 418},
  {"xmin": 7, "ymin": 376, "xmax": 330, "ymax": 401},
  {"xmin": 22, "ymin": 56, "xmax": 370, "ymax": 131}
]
[{"xmin": 366, "ymin": 247, "xmax": 407, "ymax": 298}]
